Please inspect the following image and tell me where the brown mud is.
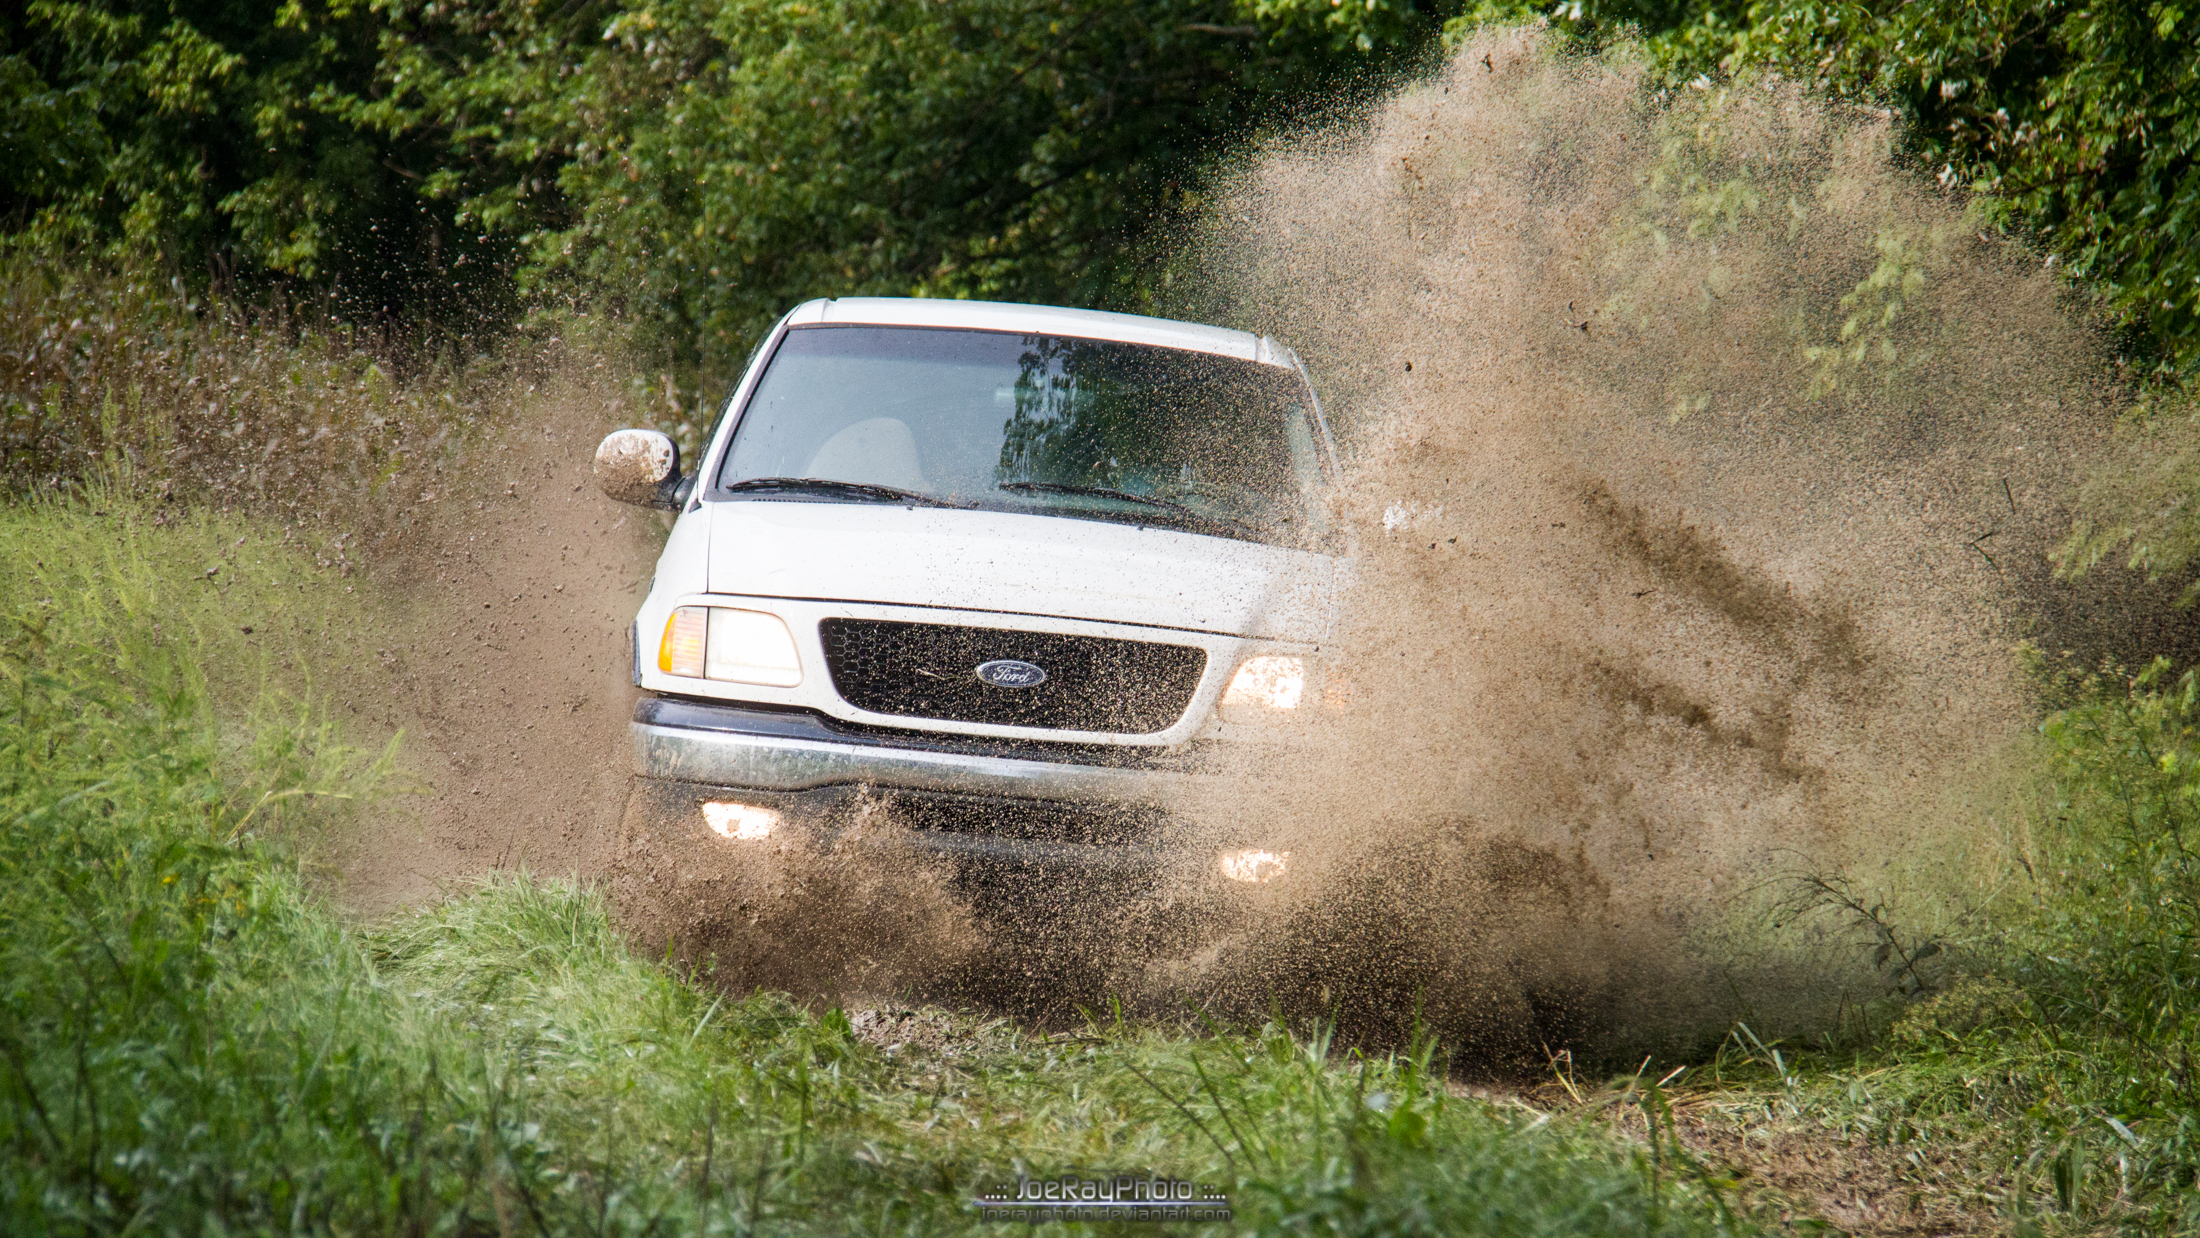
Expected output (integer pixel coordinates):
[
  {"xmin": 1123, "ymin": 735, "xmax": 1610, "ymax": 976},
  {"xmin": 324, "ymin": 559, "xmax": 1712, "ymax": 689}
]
[
  {"xmin": 318, "ymin": 378, "xmax": 659, "ymax": 916},
  {"xmin": 608, "ymin": 781, "xmax": 988, "ymax": 1001},
  {"xmin": 1124, "ymin": 29, "xmax": 2186, "ymax": 1066}
]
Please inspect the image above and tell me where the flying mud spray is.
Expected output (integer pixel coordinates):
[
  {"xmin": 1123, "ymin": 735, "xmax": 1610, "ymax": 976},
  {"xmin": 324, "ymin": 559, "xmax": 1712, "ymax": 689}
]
[
  {"xmin": 1140, "ymin": 28, "xmax": 2163, "ymax": 1069},
  {"xmin": 337, "ymin": 29, "xmax": 2176, "ymax": 1074}
]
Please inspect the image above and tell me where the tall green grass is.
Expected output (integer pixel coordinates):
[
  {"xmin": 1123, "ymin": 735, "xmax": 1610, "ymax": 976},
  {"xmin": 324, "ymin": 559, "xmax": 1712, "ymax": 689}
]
[
  {"xmin": 1, "ymin": 471, "xmax": 356, "ymax": 703},
  {"xmin": 0, "ymin": 254, "xmax": 719, "ymax": 518},
  {"xmin": 0, "ymin": 485, "xmax": 1761, "ymax": 1234},
  {"xmin": 1692, "ymin": 659, "xmax": 2200, "ymax": 1232},
  {"xmin": 0, "ymin": 256, "xmax": 502, "ymax": 512}
]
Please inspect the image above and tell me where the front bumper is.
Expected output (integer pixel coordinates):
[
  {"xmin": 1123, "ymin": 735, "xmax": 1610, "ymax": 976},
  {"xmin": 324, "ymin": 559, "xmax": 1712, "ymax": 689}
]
[
  {"xmin": 631, "ymin": 695, "xmax": 1229, "ymax": 807},
  {"xmin": 615, "ymin": 699, "xmax": 1302, "ymax": 986},
  {"xmin": 622, "ymin": 775, "xmax": 1173, "ymax": 882},
  {"xmin": 624, "ymin": 695, "xmax": 1307, "ymax": 891}
]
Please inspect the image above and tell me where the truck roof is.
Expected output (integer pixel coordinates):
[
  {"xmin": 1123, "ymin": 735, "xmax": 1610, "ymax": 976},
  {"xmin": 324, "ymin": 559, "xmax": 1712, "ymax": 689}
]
[{"xmin": 791, "ymin": 297, "xmax": 1299, "ymax": 369}]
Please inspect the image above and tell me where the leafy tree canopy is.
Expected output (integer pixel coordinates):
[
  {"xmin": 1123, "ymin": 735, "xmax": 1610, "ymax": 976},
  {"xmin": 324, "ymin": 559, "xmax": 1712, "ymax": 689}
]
[
  {"xmin": 7, "ymin": 0, "xmax": 2191, "ymax": 383},
  {"xmin": 1449, "ymin": 0, "xmax": 2198, "ymax": 382},
  {"xmin": 3, "ymin": 0, "xmax": 1444, "ymax": 363},
  {"xmin": 0, "ymin": 0, "xmax": 505, "ymax": 324},
  {"xmin": 350, "ymin": 0, "xmax": 1446, "ymax": 372}
]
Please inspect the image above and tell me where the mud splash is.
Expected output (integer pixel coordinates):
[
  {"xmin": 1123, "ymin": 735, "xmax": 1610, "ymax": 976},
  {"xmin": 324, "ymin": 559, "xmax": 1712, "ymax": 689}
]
[
  {"xmin": 1156, "ymin": 30, "xmax": 2162, "ymax": 1063},
  {"xmin": 218, "ymin": 31, "xmax": 2183, "ymax": 1067},
  {"xmin": 314, "ymin": 357, "xmax": 664, "ymax": 915}
]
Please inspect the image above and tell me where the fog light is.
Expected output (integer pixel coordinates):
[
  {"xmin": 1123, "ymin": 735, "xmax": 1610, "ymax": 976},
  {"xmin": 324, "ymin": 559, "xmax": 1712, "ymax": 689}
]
[
  {"xmin": 702, "ymin": 801, "xmax": 778, "ymax": 841},
  {"xmin": 1223, "ymin": 656, "xmax": 1304, "ymax": 709},
  {"xmin": 1217, "ymin": 849, "xmax": 1290, "ymax": 883}
]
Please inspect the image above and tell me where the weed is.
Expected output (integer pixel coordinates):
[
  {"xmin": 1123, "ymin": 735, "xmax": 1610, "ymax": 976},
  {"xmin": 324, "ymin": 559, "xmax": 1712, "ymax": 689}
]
[{"xmin": 1773, "ymin": 868, "xmax": 1952, "ymax": 1000}]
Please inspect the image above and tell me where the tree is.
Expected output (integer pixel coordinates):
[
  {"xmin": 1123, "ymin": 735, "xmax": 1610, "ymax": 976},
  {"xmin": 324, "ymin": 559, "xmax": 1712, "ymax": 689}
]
[
  {"xmin": 0, "ymin": 0, "xmax": 502, "ymax": 325},
  {"xmin": 3, "ymin": 0, "xmax": 1448, "ymax": 356},
  {"xmin": 338, "ymin": 0, "xmax": 1444, "ymax": 379},
  {"xmin": 1449, "ymin": 0, "xmax": 2198, "ymax": 381}
]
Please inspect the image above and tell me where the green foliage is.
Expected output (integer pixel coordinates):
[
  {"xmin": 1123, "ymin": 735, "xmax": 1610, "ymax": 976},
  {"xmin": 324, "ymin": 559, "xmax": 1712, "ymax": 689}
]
[
  {"xmin": 4, "ymin": 0, "xmax": 1447, "ymax": 380},
  {"xmin": 1940, "ymin": 662, "xmax": 2200, "ymax": 1217},
  {"xmin": 1700, "ymin": 661, "xmax": 2200, "ymax": 1227},
  {"xmin": 1506, "ymin": 61, "xmax": 2040, "ymax": 453},
  {"xmin": 0, "ymin": 641, "xmax": 402, "ymax": 1232},
  {"xmin": 1446, "ymin": 0, "xmax": 1743, "ymax": 73},
  {"xmin": 0, "ymin": 476, "xmax": 356, "ymax": 730},
  {"xmin": 1248, "ymin": 0, "xmax": 1427, "ymax": 51},
  {"xmin": 0, "ymin": 251, "xmax": 506, "ymax": 510},
  {"xmin": 1443, "ymin": 5, "xmax": 2200, "ymax": 599},
  {"xmin": 0, "ymin": 0, "xmax": 499, "ymax": 322},
  {"xmin": 1593, "ymin": 77, "xmax": 1983, "ymax": 419},
  {"xmin": 2030, "ymin": 659, "xmax": 2200, "ymax": 1069},
  {"xmin": 7, "ymin": 0, "xmax": 2194, "ymax": 395},
  {"xmin": 1450, "ymin": 0, "xmax": 2198, "ymax": 383},
  {"xmin": 1718, "ymin": 0, "xmax": 2200, "ymax": 385},
  {"xmin": 338, "ymin": 0, "xmax": 1443, "ymax": 386},
  {"xmin": 2056, "ymin": 390, "xmax": 2200, "ymax": 605}
]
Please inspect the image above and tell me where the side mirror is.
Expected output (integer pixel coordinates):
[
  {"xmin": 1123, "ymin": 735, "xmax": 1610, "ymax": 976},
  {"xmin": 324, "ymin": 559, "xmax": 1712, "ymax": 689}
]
[{"xmin": 594, "ymin": 429, "xmax": 684, "ymax": 508}]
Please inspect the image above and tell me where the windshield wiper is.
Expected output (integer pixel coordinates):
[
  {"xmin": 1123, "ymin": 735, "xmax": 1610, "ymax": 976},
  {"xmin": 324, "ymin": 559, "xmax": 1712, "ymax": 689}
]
[
  {"xmin": 725, "ymin": 477, "xmax": 960, "ymax": 507},
  {"xmin": 997, "ymin": 481, "xmax": 1253, "ymax": 534},
  {"xmin": 998, "ymin": 480, "xmax": 1190, "ymax": 512}
]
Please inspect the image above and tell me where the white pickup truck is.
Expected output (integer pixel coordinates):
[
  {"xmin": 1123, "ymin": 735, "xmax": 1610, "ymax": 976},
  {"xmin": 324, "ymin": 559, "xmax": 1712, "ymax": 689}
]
[{"xmin": 596, "ymin": 297, "xmax": 1342, "ymax": 903}]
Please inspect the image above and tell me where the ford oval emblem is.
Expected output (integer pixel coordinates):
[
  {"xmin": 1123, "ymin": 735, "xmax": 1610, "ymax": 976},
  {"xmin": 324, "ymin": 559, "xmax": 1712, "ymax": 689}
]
[{"xmin": 975, "ymin": 659, "xmax": 1047, "ymax": 688}]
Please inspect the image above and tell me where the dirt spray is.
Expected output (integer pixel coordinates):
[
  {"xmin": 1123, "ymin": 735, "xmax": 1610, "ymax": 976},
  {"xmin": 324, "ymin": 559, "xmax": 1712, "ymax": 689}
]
[{"xmin": 1147, "ymin": 29, "xmax": 2163, "ymax": 1067}]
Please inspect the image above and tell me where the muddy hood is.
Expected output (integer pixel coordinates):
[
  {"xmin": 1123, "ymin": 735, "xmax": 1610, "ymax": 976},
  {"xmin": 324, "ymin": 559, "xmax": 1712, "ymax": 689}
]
[{"xmin": 705, "ymin": 501, "xmax": 1339, "ymax": 640}]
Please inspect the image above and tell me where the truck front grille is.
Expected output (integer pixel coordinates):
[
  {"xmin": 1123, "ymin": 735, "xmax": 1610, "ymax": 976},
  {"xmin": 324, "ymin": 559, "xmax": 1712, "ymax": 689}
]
[{"xmin": 819, "ymin": 618, "xmax": 1206, "ymax": 734}]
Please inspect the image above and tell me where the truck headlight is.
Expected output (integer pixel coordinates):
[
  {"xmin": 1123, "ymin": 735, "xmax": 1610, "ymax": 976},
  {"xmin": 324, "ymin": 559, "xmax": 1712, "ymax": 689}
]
[
  {"xmin": 1222, "ymin": 655, "xmax": 1304, "ymax": 709},
  {"xmin": 658, "ymin": 605, "xmax": 802, "ymax": 686},
  {"xmin": 1218, "ymin": 849, "xmax": 1290, "ymax": 883}
]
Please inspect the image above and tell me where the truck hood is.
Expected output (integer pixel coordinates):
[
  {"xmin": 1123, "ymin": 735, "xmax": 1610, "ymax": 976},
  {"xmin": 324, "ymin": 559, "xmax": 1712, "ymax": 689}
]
[{"xmin": 705, "ymin": 500, "xmax": 1339, "ymax": 640}]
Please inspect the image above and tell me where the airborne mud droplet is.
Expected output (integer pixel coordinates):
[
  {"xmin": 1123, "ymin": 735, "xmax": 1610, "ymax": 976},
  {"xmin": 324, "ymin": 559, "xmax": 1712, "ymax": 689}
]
[{"xmin": 1158, "ymin": 30, "xmax": 2136, "ymax": 1067}]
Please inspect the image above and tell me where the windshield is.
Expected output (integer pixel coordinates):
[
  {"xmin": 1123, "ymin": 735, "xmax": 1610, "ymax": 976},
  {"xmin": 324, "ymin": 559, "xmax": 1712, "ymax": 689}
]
[{"xmin": 710, "ymin": 325, "xmax": 1332, "ymax": 548}]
